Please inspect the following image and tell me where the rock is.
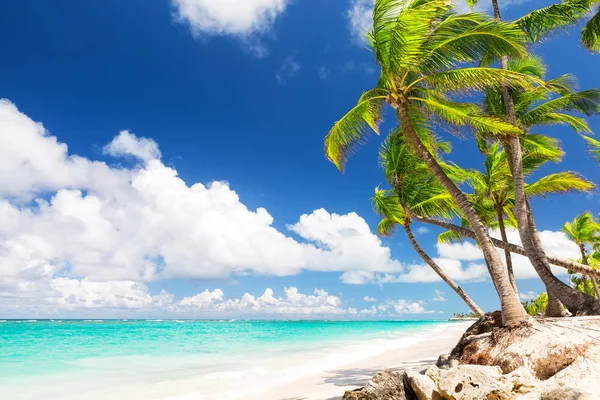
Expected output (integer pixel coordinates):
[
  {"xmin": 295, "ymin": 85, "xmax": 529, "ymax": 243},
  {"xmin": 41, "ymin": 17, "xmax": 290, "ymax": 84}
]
[
  {"xmin": 505, "ymin": 367, "xmax": 537, "ymax": 395},
  {"xmin": 404, "ymin": 369, "xmax": 439, "ymax": 400},
  {"xmin": 539, "ymin": 387, "xmax": 593, "ymax": 400},
  {"xmin": 342, "ymin": 369, "xmax": 409, "ymax": 400},
  {"xmin": 435, "ymin": 365, "xmax": 513, "ymax": 400}
]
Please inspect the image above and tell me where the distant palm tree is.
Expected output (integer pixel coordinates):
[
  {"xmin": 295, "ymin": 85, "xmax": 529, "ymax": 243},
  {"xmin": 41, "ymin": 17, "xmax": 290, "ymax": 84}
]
[
  {"xmin": 373, "ymin": 134, "xmax": 484, "ymax": 316},
  {"xmin": 445, "ymin": 138, "xmax": 594, "ymax": 293},
  {"xmin": 563, "ymin": 212, "xmax": 600, "ymax": 298},
  {"xmin": 324, "ymin": 0, "xmax": 537, "ymax": 326}
]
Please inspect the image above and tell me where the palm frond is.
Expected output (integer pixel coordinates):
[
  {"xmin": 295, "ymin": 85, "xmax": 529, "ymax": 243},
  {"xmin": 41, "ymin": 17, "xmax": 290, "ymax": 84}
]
[
  {"xmin": 525, "ymin": 172, "xmax": 595, "ymax": 197},
  {"xmin": 324, "ymin": 89, "xmax": 388, "ymax": 170},
  {"xmin": 521, "ymin": 112, "xmax": 592, "ymax": 134},
  {"xmin": 581, "ymin": 7, "xmax": 600, "ymax": 52},
  {"xmin": 422, "ymin": 18, "xmax": 527, "ymax": 71},
  {"xmin": 412, "ymin": 95, "xmax": 524, "ymax": 136},
  {"xmin": 438, "ymin": 230, "xmax": 464, "ymax": 243},
  {"xmin": 420, "ymin": 67, "xmax": 541, "ymax": 94},
  {"xmin": 583, "ymin": 135, "xmax": 600, "ymax": 163},
  {"xmin": 378, "ymin": 217, "xmax": 399, "ymax": 236},
  {"xmin": 515, "ymin": 0, "xmax": 594, "ymax": 43}
]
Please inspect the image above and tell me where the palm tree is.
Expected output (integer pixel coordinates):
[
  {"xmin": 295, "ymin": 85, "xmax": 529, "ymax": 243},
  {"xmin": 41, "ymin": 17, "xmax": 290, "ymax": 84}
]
[
  {"xmin": 473, "ymin": 53, "xmax": 600, "ymax": 315},
  {"xmin": 515, "ymin": 0, "xmax": 600, "ymax": 53},
  {"xmin": 372, "ymin": 135, "xmax": 484, "ymax": 316},
  {"xmin": 325, "ymin": 0, "xmax": 536, "ymax": 326},
  {"xmin": 451, "ymin": 138, "xmax": 594, "ymax": 294},
  {"xmin": 584, "ymin": 136, "xmax": 600, "ymax": 165},
  {"xmin": 563, "ymin": 212, "xmax": 600, "ymax": 298},
  {"xmin": 465, "ymin": 0, "xmax": 600, "ymax": 315},
  {"xmin": 466, "ymin": 0, "xmax": 600, "ymax": 52}
]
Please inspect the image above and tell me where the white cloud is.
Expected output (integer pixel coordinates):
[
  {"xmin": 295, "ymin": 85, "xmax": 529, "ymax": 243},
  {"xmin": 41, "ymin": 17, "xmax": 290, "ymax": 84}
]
[
  {"xmin": 172, "ymin": 0, "xmax": 289, "ymax": 37},
  {"xmin": 103, "ymin": 130, "xmax": 161, "ymax": 163},
  {"xmin": 363, "ymin": 296, "xmax": 377, "ymax": 302},
  {"xmin": 519, "ymin": 291, "xmax": 538, "ymax": 301},
  {"xmin": 416, "ymin": 226, "xmax": 430, "ymax": 235},
  {"xmin": 275, "ymin": 56, "xmax": 300, "ymax": 84},
  {"xmin": 347, "ymin": 0, "xmax": 374, "ymax": 44},
  {"xmin": 178, "ymin": 287, "xmax": 348, "ymax": 316},
  {"xmin": 432, "ymin": 289, "xmax": 446, "ymax": 302},
  {"xmin": 0, "ymin": 99, "xmax": 409, "ymax": 303},
  {"xmin": 386, "ymin": 299, "xmax": 433, "ymax": 315},
  {"xmin": 436, "ymin": 241, "xmax": 483, "ymax": 261}
]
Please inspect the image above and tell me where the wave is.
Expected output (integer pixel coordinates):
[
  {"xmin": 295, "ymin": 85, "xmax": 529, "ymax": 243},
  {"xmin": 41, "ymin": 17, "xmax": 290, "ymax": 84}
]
[{"xmin": 83, "ymin": 320, "xmax": 104, "ymax": 323}]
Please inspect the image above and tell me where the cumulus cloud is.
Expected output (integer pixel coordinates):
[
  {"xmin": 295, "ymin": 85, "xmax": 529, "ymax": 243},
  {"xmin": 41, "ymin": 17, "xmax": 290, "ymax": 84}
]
[
  {"xmin": 0, "ymin": 99, "xmax": 410, "ymax": 308},
  {"xmin": 171, "ymin": 0, "xmax": 289, "ymax": 56},
  {"xmin": 386, "ymin": 299, "xmax": 433, "ymax": 315},
  {"xmin": 172, "ymin": 0, "xmax": 289, "ymax": 37},
  {"xmin": 363, "ymin": 296, "xmax": 377, "ymax": 302},
  {"xmin": 178, "ymin": 287, "xmax": 347, "ymax": 315},
  {"xmin": 432, "ymin": 289, "xmax": 446, "ymax": 302},
  {"xmin": 103, "ymin": 130, "xmax": 161, "ymax": 163}
]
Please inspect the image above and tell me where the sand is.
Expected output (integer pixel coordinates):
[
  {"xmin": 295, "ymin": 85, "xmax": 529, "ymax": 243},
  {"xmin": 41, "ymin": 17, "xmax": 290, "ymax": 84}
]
[{"xmin": 256, "ymin": 321, "xmax": 470, "ymax": 400}]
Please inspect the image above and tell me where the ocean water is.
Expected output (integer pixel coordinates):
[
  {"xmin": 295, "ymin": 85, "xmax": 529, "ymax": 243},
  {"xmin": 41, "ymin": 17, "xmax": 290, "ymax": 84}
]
[{"xmin": 0, "ymin": 319, "xmax": 463, "ymax": 399}]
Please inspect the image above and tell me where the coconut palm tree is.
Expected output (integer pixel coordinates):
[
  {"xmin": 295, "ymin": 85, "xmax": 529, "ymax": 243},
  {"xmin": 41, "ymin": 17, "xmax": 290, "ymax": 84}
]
[
  {"xmin": 473, "ymin": 53, "xmax": 600, "ymax": 315},
  {"xmin": 563, "ymin": 212, "xmax": 600, "ymax": 298},
  {"xmin": 441, "ymin": 138, "xmax": 594, "ymax": 299},
  {"xmin": 324, "ymin": 0, "xmax": 538, "ymax": 326},
  {"xmin": 373, "ymin": 134, "xmax": 485, "ymax": 316},
  {"xmin": 515, "ymin": 0, "xmax": 600, "ymax": 53},
  {"xmin": 466, "ymin": 0, "xmax": 600, "ymax": 52}
]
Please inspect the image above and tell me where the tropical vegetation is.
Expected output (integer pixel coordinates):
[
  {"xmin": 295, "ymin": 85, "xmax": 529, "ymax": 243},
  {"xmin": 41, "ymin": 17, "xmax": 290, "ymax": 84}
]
[{"xmin": 323, "ymin": 0, "xmax": 600, "ymax": 326}]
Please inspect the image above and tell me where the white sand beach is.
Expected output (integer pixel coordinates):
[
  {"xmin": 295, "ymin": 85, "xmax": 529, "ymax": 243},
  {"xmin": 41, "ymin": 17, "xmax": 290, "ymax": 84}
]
[{"xmin": 257, "ymin": 321, "xmax": 470, "ymax": 400}]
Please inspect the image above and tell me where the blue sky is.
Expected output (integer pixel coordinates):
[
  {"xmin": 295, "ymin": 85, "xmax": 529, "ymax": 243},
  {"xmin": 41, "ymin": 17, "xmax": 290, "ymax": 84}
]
[{"xmin": 0, "ymin": 0, "xmax": 598, "ymax": 319}]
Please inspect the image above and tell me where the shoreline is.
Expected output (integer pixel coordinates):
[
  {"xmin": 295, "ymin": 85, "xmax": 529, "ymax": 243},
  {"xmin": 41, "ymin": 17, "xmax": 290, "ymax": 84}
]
[
  {"xmin": 254, "ymin": 321, "xmax": 471, "ymax": 400},
  {"xmin": 1, "ymin": 320, "xmax": 471, "ymax": 400}
]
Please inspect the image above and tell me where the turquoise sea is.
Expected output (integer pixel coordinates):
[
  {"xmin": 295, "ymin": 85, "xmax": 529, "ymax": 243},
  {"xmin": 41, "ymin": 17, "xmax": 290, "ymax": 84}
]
[{"xmin": 0, "ymin": 319, "xmax": 465, "ymax": 400}]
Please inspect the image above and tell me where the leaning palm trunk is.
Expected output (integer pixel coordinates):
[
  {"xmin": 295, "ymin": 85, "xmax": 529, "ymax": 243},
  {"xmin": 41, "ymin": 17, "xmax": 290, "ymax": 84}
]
[
  {"xmin": 580, "ymin": 244, "xmax": 600, "ymax": 298},
  {"xmin": 491, "ymin": 0, "xmax": 576, "ymax": 316},
  {"xmin": 414, "ymin": 213, "xmax": 600, "ymax": 280},
  {"xmin": 496, "ymin": 205, "xmax": 517, "ymax": 292},
  {"xmin": 404, "ymin": 223, "xmax": 484, "ymax": 317},
  {"xmin": 396, "ymin": 103, "xmax": 529, "ymax": 326}
]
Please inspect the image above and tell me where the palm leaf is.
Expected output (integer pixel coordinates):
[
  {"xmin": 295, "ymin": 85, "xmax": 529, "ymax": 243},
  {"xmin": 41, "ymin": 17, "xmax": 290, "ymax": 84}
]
[
  {"xmin": 525, "ymin": 172, "xmax": 595, "ymax": 197},
  {"xmin": 324, "ymin": 89, "xmax": 388, "ymax": 170},
  {"xmin": 515, "ymin": 0, "xmax": 594, "ymax": 43},
  {"xmin": 583, "ymin": 135, "xmax": 600, "ymax": 163},
  {"xmin": 581, "ymin": 7, "xmax": 600, "ymax": 52}
]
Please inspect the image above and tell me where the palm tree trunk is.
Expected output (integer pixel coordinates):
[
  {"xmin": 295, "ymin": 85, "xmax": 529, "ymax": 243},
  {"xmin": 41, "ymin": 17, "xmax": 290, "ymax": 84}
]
[
  {"xmin": 496, "ymin": 205, "xmax": 517, "ymax": 293},
  {"xmin": 404, "ymin": 223, "xmax": 484, "ymax": 317},
  {"xmin": 411, "ymin": 213, "xmax": 600, "ymax": 280},
  {"xmin": 490, "ymin": 0, "xmax": 595, "ymax": 315},
  {"xmin": 491, "ymin": 0, "xmax": 577, "ymax": 317},
  {"xmin": 580, "ymin": 244, "xmax": 600, "ymax": 298},
  {"xmin": 504, "ymin": 140, "xmax": 599, "ymax": 315},
  {"xmin": 396, "ymin": 104, "xmax": 529, "ymax": 326}
]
